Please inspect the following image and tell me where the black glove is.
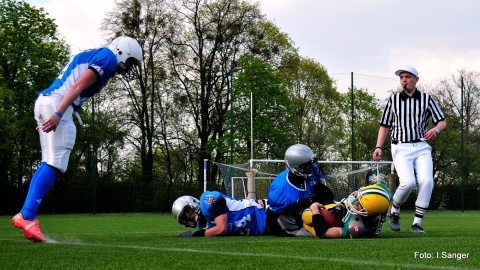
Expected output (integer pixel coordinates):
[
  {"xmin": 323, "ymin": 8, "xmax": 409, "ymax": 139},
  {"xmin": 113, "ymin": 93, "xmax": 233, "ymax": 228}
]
[
  {"xmin": 192, "ymin": 229, "xmax": 206, "ymax": 237},
  {"xmin": 177, "ymin": 231, "xmax": 195, "ymax": 237},
  {"xmin": 178, "ymin": 229, "xmax": 206, "ymax": 237},
  {"xmin": 290, "ymin": 197, "xmax": 315, "ymax": 213},
  {"xmin": 330, "ymin": 203, "xmax": 347, "ymax": 220}
]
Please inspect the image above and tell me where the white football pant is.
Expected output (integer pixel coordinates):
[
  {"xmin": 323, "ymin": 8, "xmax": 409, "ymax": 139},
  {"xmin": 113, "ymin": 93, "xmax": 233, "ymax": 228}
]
[
  {"xmin": 391, "ymin": 141, "xmax": 434, "ymax": 209},
  {"xmin": 34, "ymin": 94, "xmax": 76, "ymax": 173}
]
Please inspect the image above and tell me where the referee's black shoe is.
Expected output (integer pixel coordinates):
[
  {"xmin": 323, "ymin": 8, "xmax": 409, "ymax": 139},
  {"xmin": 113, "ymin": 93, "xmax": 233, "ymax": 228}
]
[
  {"xmin": 411, "ymin": 223, "xmax": 425, "ymax": 233},
  {"xmin": 389, "ymin": 212, "xmax": 401, "ymax": 231}
]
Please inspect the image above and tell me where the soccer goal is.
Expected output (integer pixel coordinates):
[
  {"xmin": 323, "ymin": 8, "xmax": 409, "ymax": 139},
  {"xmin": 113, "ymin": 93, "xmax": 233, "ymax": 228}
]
[{"xmin": 214, "ymin": 159, "xmax": 395, "ymax": 201}]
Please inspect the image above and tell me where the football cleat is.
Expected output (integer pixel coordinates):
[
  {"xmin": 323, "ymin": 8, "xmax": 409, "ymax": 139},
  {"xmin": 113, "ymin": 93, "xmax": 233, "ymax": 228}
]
[
  {"xmin": 411, "ymin": 223, "xmax": 425, "ymax": 233},
  {"xmin": 12, "ymin": 213, "xmax": 47, "ymax": 242},
  {"xmin": 389, "ymin": 212, "xmax": 401, "ymax": 231}
]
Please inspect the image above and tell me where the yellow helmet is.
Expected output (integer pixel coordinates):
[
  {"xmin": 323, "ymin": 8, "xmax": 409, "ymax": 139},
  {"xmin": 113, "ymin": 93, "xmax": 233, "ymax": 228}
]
[{"xmin": 345, "ymin": 183, "xmax": 392, "ymax": 216}]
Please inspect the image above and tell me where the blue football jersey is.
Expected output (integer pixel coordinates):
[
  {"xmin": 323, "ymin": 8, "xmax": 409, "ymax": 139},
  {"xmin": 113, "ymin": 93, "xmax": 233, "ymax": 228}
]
[
  {"xmin": 200, "ymin": 191, "xmax": 266, "ymax": 236},
  {"xmin": 38, "ymin": 48, "xmax": 117, "ymax": 109},
  {"xmin": 267, "ymin": 167, "xmax": 322, "ymax": 215}
]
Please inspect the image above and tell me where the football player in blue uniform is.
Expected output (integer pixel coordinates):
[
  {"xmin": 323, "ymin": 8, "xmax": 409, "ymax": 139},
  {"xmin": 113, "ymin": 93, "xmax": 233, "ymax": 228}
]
[
  {"xmin": 172, "ymin": 191, "xmax": 267, "ymax": 237},
  {"xmin": 12, "ymin": 36, "xmax": 143, "ymax": 242},
  {"xmin": 265, "ymin": 144, "xmax": 334, "ymax": 236},
  {"xmin": 302, "ymin": 183, "xmax": 392, "ymax": 238}
]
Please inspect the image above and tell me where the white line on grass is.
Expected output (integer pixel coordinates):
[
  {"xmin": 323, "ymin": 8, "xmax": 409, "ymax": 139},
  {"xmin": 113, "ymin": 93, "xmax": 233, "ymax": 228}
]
[{"xmin": 22, "ymin": 239, "xmax": 475, "ymax": 270}]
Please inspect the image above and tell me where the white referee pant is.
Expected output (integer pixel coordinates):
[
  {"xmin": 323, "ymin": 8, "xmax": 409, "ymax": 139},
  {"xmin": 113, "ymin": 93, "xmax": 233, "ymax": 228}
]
[
  {"xmin": 391, "ymin": 141, "xmax": 434, "ymax": 209},
  {"xmin": 34, "ymin": 93, "xmax": 76, "ymax": 173}
]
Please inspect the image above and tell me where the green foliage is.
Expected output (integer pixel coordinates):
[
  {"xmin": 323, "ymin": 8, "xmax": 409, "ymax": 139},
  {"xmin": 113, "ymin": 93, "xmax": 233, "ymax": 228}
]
[
  {"xmin": 233, "ymin": 53, "xmax": 295, "ymax": 160},
  {"xmin": 427, "ymin": 70, "xmax": 480, "ymax": 186},
  {"xmin": 1, "ymin": 212, "xmax": 479, "ymax": 270},
  {"xmin": 0, "ymin": 0, "xmax": 69, "ymax": 186},
  {"xmin": 248, "ymin": 20, "xmax": 298, "ymax": 70},
  {"xmin": 283, "ymin": 57, "xmax": 344, "ymax": 160},
  {"xmin": 339, "ymin": 88, "xmax": 384, "ymax": 161},
  {"xmin": 1, "ymin": 0, "xmax": 479, "ymax": 213}
]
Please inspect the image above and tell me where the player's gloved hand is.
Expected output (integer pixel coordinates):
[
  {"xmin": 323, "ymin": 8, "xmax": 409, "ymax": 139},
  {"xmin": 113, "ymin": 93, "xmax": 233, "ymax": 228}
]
[
  {"xmin": 330, "ymin": 204, "xmax": 346, "ymax": 219},
  {"xmin": 192, "ymin": 229, "xmax": 206, "ymax": 237},
  {"xmin": 177, "ymin": 231, "xmax": 195, "ymax": 237},
  {"xmin": 290, "ymin": 197, "xmax": 316, "ymax": 213}
]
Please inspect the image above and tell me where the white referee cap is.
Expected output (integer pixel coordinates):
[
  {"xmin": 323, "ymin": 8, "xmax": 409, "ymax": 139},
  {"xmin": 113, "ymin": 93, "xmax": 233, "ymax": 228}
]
[{"xmin": 395, "ymin": 65, "xmax": 418, "ymax": 77}]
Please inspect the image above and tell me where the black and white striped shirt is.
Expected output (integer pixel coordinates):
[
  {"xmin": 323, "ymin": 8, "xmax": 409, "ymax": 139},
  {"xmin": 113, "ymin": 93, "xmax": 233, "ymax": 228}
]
[{"xmin": 380, "ymin": 89, "xmax": 445, "ymax": 143}]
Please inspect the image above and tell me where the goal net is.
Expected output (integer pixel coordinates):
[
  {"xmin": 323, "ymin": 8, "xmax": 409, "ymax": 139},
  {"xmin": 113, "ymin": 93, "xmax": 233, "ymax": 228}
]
[{"xmin": 214, "ymin": 160, "xmax": 395, "ymax": 201}]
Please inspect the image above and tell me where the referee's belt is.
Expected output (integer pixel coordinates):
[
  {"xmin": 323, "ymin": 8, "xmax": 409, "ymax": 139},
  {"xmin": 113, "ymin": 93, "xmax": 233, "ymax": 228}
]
[{"xmin": 391, "ymin": 139, "xmax": 423, "ymax": 145}]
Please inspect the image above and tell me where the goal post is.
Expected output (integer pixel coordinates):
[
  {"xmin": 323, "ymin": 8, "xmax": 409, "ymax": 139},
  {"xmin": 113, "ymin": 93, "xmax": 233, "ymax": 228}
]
[{"xmin": 214, "ymin": 159, "xmax": 395, "ymax": 201}]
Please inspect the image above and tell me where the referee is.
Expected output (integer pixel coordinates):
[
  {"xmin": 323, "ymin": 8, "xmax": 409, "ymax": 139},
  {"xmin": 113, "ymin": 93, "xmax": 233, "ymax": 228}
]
[{"xmin": 372, "ymin": 65, "xmax": 446, "ymax": 233}]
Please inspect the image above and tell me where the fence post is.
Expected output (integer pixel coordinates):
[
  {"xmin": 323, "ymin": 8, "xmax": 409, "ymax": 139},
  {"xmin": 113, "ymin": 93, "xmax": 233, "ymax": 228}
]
[{"xmin": 204, "ymin": 159, "xmax": 207, "ymax": 192}]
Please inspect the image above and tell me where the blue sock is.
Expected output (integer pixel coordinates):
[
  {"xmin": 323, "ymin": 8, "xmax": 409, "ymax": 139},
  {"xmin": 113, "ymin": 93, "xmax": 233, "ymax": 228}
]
[
  {"xmin": 21, "ymin": 164, "xmax": 60, "ymax": 220},
  {"xmin": 21, "ymin": 162, "xmax": 47, "ymax": 217}
]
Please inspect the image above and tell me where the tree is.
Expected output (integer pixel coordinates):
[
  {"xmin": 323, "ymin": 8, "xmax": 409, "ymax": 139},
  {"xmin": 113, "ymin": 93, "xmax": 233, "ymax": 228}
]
[
  {"xmin": 282, "ymin": 56, "xmax": 344, "ymax": 161},
  {"xmin": 339, "ymin": 88, "xmax": 383, "ymax": 161},
  {"xmin": 102, "ymin": 0, "xmax": 177, "ymax": 186},
  {"xmin": 232, "ymin": 53, "xmax": 295, "ymax": 161},
  {"xmin": 0, "ymin": 0, "xmax": 69, "ymax": 187},
  {"xmin": 432, "ymin": 70, "xmax": 480, "ymax": 185},
  {"xmin": 167, "ymin": 0, "xmax": 265, "ymax": 185}
]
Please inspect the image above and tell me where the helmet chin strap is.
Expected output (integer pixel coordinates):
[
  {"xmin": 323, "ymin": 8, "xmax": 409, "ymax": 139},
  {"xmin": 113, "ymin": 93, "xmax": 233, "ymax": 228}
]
[
  {"xmin": 117, "ymin": 62, "xmax": 128, "ymax": 75},
  {"xmin": 117, "ymin": 63, "xmax": 137, "ymax": 81}
]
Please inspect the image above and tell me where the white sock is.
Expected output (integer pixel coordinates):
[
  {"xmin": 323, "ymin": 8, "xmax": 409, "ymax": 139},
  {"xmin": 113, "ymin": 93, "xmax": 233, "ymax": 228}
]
[
  {"xmin": 390, "ymin": 206, "xmax": 400, "ymax": 214},
  {"xmin": 413, "ymin": 217, "xmax": 423, "ymax": 225}
]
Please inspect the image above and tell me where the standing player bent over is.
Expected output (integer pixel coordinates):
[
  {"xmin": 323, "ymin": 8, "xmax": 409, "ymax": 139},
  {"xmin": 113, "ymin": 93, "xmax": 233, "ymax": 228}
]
[{"xmin": 12, "ymin": 37, "xmax": 142, "ymax": 242}]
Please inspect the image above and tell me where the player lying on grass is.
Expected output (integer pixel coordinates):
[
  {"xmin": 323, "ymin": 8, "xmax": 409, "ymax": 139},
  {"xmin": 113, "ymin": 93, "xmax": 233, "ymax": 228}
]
[
  {"xmin": 172, "ymin": 190, "xmax": 267, "ymax": 237},
  {"xmin": 302, "ymin": 183, "xmax": 392, "ymax": 238}
]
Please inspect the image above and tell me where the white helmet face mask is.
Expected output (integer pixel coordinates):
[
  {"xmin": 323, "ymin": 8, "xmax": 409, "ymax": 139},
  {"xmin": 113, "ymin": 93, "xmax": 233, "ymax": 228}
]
[
  {"xmin": 108, "ymin": 36, "xmax": 142, "ymax": 79},
  {"xmin": 345, "ymin": 191, "xmax": 364, "ymax": 215},
  {"xmin": 171, "ymin": 195, "xmax": 201, "ymax": 228},
  {"xmin": 284, "ymin": 144, "xmax": 317, "ymax": 178}
]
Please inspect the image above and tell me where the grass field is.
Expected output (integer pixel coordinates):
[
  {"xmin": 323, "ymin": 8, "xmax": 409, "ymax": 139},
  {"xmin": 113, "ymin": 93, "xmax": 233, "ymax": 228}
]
[{"xmin": 1, "ymin": 211, "xmax": 478, "ymax": 270}]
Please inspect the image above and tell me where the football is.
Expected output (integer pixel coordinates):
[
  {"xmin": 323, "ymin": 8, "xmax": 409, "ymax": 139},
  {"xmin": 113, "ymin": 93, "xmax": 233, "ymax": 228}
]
[{"xmin": 320, "ymin": 208, "xmax": 344, "ymax": 227}]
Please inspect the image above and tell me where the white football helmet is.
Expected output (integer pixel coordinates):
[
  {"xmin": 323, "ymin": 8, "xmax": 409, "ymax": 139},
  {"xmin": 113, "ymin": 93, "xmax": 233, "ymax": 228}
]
[
  {"xmin": 108, "ymin": 36, "xmax": 142, "ymax": 78},
  {"xmin": 284, "ymin": 144, "xmax": 317, "ymax": 178},
  {"xmin": 172, "ymin": 195, "xmax": 201, "ymax": 228}
]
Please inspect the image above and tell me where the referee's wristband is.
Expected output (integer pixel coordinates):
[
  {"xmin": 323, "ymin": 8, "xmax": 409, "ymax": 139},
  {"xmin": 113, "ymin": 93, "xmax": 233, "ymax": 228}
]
[
  {"xmin": 54, "ymin": 111, "xmax": 63, "ymax": 118},
  {"xmin": 375, "ymin": 146, "xmax": 383, "ymax": 150}
]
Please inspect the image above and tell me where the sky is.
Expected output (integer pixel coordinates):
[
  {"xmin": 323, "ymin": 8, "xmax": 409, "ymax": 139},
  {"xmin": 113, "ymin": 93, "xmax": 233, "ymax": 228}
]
[{"xmin": 24, "ymin": 0, "xmax": 479, "ymax": 82}]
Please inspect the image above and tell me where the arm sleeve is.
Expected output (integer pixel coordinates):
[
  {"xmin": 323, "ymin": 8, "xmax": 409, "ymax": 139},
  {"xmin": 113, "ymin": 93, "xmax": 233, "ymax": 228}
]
[
  {"xmin": 312, "ymin": 214, "xmax": 329, "ymax": 238},
  {"xmin": 212, "ymin": 197, "xmax": 228, "ymax": 218},
  {"xmin": 313, "ymin": 183, "xmax": 334, "ymax": 205}
]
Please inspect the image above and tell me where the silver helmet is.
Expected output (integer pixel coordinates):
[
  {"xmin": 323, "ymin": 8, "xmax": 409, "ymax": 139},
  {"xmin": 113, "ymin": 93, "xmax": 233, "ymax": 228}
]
[
  {"xmin": 171, "ymin": 195, "xmax": 201, "ymax": 228},
  {"xmin": 108, "ymin": 36, "xmax": 142, "ymax": 77},
  {"xmin": 348, "ymin": 214, "xmax": 381, "ymax": 238},
  {"xmin": 284, "ymin": 144, "xmax": 317, "ymax": 178}
]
